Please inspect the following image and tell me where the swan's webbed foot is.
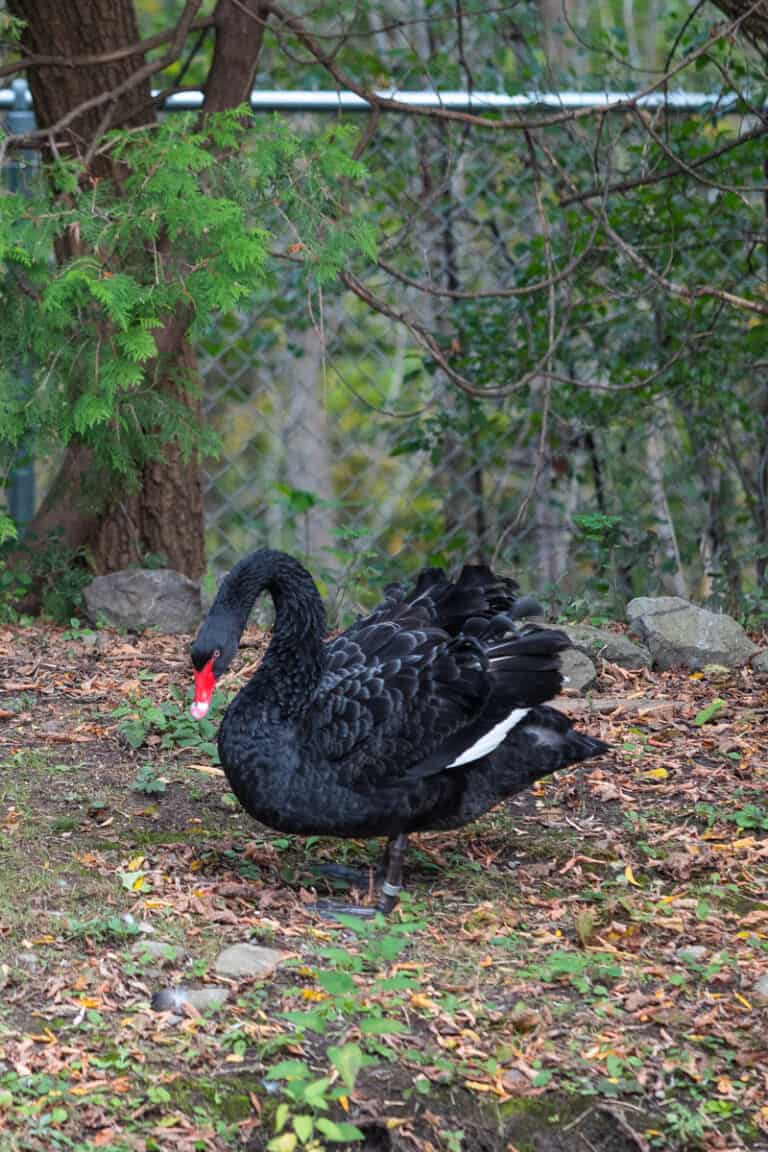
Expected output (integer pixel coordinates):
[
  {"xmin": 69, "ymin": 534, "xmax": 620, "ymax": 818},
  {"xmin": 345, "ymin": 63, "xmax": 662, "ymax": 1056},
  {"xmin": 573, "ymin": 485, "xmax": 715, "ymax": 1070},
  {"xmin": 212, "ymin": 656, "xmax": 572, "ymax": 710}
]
[
  {"xmin": 311, "ymin": 898, "xmax": 381, "ymax": 921},
  {"xmin": 309, "ymin": 861, "xmax": 383, "ymax": 886},
  {"xmin": 309, "ymin": 833, "xmax": 408, "ymax": 920}
]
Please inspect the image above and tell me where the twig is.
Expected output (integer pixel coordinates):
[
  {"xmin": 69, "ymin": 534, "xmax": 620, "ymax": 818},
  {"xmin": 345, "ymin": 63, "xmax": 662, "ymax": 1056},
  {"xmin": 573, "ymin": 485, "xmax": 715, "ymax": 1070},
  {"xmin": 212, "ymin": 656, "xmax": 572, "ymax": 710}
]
[
  {"xmin": 375, "ymin": 213, "xmax": 600, "ymax": 299},
  {"xmin": 561, "ymin": 1106, "xmax": 594, "ymax": 1132},
  {"xmin": 597, "ymin": 1104, "xmax": 651, "ymax": 1152},
  {"xmin": 263, "ymin": 0, "xmax": 767, "ymax": 134},
  {"xmin": 560, "ymin": 121, "xmax": 768, "ymax": 207}
]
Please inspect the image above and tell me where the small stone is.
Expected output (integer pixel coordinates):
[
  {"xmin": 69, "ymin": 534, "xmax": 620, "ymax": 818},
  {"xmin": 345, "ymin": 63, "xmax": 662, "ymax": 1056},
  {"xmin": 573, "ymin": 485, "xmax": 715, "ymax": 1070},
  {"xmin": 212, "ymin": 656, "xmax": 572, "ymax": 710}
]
[
  {"xmin": 15, "ymin": 950, "xmax": 39, "ymax": 971},
  {"xmin": 751, "ymin": 974, "xmax": 768, "ymax": 1005},
  {"xmin": 151, "ymin": 986, "xmax": 229, "ymax": 1014},
  {"xmin": 676, "ymin": 945, "xmax": 708, "ymax": 964},
  {"xmin": 80, "ymin": 631, "xmax": 110, "ymax": 653},
  {"xmin": 219, "ymin": 793, "xmax": 239, "ymax": 811},
  {"xmin": 214, "ymin": 943, "xmax": 286, "ymax": 980},
  {"xmin": 130, "ymin": 940, "xmax": 179, "ymax": 966},
  {"xmin": 501, "ymin": 1068, "xmax": 528, "ymax": 1094},
  {"xmin": 752, "ymin": 650, "xmax": 768, "ymax": 674},
  {"xmin": 560, "ymin": 648, "xmax": 597, "ymax": 692}
]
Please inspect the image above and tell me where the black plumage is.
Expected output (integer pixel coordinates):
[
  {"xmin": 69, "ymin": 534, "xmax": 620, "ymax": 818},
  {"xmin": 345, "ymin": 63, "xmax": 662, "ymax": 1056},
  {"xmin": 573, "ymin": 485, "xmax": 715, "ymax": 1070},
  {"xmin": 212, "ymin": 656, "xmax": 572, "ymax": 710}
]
[{"xmin": 191, "ymin": 549, "xmax": 608, "ymax": 913}]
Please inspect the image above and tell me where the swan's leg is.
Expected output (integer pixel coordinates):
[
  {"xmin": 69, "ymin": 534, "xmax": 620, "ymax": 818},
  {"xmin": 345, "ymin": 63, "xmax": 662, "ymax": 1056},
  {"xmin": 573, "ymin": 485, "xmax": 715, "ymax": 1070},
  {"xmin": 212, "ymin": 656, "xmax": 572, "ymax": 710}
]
[
  {"xmin": 311, "ymin": 836, "xmax": 406, "ymax": 920},
  {"xmin": 375, "ymin": 833, "xmax": 408, "ymax": 914}
]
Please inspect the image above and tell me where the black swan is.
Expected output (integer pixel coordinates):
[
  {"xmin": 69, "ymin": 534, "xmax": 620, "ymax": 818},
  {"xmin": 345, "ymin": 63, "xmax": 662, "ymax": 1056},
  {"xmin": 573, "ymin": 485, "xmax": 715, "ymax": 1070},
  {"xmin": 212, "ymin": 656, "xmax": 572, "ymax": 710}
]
[{"xmin": 190, "ymin": 549, "xmax": 608, "ymax": 914}]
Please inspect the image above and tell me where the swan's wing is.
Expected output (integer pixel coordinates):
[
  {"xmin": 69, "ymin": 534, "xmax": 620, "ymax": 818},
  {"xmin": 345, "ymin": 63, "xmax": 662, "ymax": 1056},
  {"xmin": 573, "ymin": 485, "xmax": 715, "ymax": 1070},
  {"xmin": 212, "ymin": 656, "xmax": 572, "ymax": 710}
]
[
  {"xmin": 401, "ymin": 627, "xmax": 569, "ymax": 779},
  {"xmin": 307, "ymin": 621, "xmax": 569, "ymax": 786},
  {"xmin": 341, "ymin": 569, "xmax": 449, "ymax": 639},
  {"xmin": 342, "ymin": 563, "xmax": 526, "ymax": 640},
  {"xmin": 306, "ymin": 624, "xmax": 492, "ymax": 780}
]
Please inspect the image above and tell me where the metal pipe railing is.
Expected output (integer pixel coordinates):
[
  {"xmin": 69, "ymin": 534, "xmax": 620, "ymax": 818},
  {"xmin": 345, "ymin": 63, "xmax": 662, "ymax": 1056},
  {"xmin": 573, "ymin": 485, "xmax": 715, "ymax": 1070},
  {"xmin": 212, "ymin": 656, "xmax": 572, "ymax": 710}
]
[{"xmin": 0, "ymin": 85, "xmax": 740, "ymax": 114}]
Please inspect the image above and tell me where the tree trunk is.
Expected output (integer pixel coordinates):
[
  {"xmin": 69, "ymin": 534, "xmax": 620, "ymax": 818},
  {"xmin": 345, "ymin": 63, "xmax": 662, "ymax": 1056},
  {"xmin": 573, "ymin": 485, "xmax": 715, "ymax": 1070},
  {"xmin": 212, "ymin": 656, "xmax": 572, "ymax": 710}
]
[
  {"xmin": 433, "ymin": 135, "xmax": 488, "ymax": 560},
  {"xmin": 281, "ymin": 322, "xmax": 337, "ymax": 563},
  {"xmin": 531, "ymin": 386, "xmax": 572, "ymax": 591},
  {"xmin": 9, "ymin": 0, "xmax": 151, "ymax": 148},
  {"xmin": 707, "ymin": 0, "xmax": 768, "ymax": 47},
  {"xmin": 8, "ymin": 0, "xmax": 268, "ymax": 582},
  {"xmin": 646, "ymin": 398, "xmax": 687, "ymax": 597},
  {"xmin": 8, "ymin": 0, "xmax": 205, "ymax": 577}
]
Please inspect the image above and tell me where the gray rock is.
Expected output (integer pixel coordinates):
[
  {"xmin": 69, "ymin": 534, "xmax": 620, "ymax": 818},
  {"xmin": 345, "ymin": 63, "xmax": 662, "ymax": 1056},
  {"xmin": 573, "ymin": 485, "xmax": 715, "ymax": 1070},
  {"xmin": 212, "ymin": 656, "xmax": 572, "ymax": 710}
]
[
  {"xmin": 560, "ymin": 648, "xmax": 597, "ymax": 692},
  {"xmin": 121, "ymin": 912, "xmax": 155, "ymax": 932},
  {"xmin": 562, "ymin": 624, "xmax": 651, "ymax": 670},
  {"xmin": 752, "ymin": 650, "xmax": 768, "ymax": 674},
  {"xmin": 130, "ymin": 940, "xmax": 180, "ymax": 966},
  {"xmin": 80, "ymin": 630, "xmax": 110, "ymax": 654},
  {"xmin": 676, "ymin": 945, "xmax": 708, "ymax": 964},
  {"xmin": 214, "ymin": 943, "xmax": 286, "ymax": 980},
  {"xmin": 751, "ymin": 974, "xmax": 768, "ymax": 1005},
  {"xmin": 626, "ymin": 597, "xmax": 758, "ymax": 670},
  {"xmin": 151, "ymin": 986, "xmax": 229, "ymax": 1013},
  {"xmin": 15, "ymin": 950, "xmax": 40, "ymax": 971},
  {"xmin": 83, "ymin": 568, "xmax": 203, "ymax": 634}
]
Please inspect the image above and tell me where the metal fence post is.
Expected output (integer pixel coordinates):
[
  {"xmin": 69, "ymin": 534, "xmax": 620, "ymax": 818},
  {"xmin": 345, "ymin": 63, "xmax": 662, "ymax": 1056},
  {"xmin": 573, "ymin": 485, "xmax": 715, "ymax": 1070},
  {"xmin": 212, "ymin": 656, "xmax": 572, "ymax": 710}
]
[{"xmin": 6, "ymin": 78, "xmax": 36, "ymax": 535}]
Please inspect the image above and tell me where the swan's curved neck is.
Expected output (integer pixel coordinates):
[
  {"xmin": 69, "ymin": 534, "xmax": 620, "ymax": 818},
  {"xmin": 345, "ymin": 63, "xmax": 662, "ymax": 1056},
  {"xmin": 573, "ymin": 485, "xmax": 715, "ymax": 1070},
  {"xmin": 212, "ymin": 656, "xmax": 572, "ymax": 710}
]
[{"xmin": 218, "ymin": 550, "xmax": 327, "ymax": 716}]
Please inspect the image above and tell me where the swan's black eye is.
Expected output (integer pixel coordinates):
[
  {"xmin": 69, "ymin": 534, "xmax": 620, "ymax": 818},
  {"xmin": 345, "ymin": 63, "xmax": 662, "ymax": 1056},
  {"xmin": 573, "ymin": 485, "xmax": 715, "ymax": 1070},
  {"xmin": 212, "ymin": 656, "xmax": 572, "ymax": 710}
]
[{"xmin": 213, "ymin": 648, "xmax": 221, "ymax": 659}]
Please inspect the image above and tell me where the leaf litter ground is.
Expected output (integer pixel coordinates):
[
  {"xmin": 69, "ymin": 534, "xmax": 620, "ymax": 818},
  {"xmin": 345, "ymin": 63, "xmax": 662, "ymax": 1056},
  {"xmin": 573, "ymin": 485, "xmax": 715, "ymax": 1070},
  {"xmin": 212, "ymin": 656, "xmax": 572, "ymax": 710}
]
[{"xmin": 0, "ymin": 622, "xmax": 767, "ymax": 1152}]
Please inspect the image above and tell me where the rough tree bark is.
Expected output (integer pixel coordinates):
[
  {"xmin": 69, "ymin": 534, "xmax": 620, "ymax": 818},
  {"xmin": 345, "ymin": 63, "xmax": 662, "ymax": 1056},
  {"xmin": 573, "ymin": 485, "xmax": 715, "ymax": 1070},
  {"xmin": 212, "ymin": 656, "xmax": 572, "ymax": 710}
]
[
  {"xmin": 646, "ymin": 396, "xmax": 688, "ymax": 598},
  {"xmin": 707, "ymin": 0, "xmax": 768, "ymax": 45},
  {"xmin": 8, "ymin": 0, "xmax": 268, "ymax": 581},
  {"xmin": 281, "ymin": 321, "xmax": 337, "ymax": 561}
]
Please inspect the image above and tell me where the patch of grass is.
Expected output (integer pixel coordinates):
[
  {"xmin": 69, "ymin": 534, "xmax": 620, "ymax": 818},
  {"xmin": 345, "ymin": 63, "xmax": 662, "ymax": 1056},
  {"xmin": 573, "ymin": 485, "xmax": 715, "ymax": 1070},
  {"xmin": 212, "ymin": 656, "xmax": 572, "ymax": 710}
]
[
  {"xmin": 131, "ymin": 763, "xmax": 168, "ymax": 795},
  {"xmin": 693, "ymin": 800, "xmax": 768, "ymax": 832},
  {"xmin": 63, "ymin": 914, "xmax": 142, "ymax": 943},
  {"xmin": 112, "ymin": 689, "xmax": 227, "ymax": 760}
]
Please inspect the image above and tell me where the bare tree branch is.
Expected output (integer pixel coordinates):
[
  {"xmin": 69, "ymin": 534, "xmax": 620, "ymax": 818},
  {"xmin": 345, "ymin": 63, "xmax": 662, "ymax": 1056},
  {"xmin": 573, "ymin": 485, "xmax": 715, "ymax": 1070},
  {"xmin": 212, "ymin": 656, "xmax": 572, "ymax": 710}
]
[
  {"xmin": 560, "ymin": 119, "xmax": 768, "ymax": 205},
  {"xmin": 264, "ymin": 0, "xmax": 767, "ymax": 133},
  {"xmin": 376, "ymin": 215, "xmax": 599, "ymax": 299},
  {"xmin": 542, "ymin": 126, "xmax": 768, "ymax": 317}
]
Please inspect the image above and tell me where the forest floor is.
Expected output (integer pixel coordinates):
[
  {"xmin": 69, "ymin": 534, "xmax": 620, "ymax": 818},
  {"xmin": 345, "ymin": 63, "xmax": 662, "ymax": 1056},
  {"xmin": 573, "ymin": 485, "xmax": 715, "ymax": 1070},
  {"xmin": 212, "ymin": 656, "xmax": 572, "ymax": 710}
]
[{"xmin": 0, "ymin": 620, "xmax": 767, "ymax": 1152}]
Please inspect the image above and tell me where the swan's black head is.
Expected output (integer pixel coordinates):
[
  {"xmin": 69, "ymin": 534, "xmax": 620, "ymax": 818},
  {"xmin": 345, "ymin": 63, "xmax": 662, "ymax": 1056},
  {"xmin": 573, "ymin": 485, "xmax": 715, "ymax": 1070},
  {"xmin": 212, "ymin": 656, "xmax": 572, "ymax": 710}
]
[{"xmin": 190, "ymin": 614, "xmax": 240, "ymax": 719}]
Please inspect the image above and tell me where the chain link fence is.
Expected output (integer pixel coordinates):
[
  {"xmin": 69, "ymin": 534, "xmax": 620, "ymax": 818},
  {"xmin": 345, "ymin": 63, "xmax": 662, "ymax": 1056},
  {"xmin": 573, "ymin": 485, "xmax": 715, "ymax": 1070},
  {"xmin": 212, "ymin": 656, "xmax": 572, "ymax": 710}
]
[
  {"xmin": 197, "ymin": 94, "xmax": 583, "ymax": 592},
  {"xmin": 3, "ymin": 85, "xmax": 746, "ymax": 606}
]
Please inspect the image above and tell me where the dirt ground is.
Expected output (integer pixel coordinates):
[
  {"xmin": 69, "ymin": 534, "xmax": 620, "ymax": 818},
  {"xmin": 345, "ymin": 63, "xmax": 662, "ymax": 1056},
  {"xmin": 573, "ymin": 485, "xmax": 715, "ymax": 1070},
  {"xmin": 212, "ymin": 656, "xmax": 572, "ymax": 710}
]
[{"xmin": 1, "ymin": 620, "xmax": 767, "ymax": 1152}]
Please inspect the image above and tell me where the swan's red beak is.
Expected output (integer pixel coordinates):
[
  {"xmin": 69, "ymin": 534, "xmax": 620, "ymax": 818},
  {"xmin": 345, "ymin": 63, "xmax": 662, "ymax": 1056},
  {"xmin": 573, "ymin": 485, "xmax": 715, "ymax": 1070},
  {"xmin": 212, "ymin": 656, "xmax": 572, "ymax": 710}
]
[{"xmin": 191, "ymin": 656, "xmax": 216, "ymax": 720}]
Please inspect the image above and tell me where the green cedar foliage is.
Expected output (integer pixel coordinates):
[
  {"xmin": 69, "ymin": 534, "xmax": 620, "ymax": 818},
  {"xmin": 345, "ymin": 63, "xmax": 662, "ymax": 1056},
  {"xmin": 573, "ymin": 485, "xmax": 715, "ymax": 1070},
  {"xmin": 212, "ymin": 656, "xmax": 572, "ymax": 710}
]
[{"xmin": 0, "ymin": 109, "xmax": 375, "ymax": 537}]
